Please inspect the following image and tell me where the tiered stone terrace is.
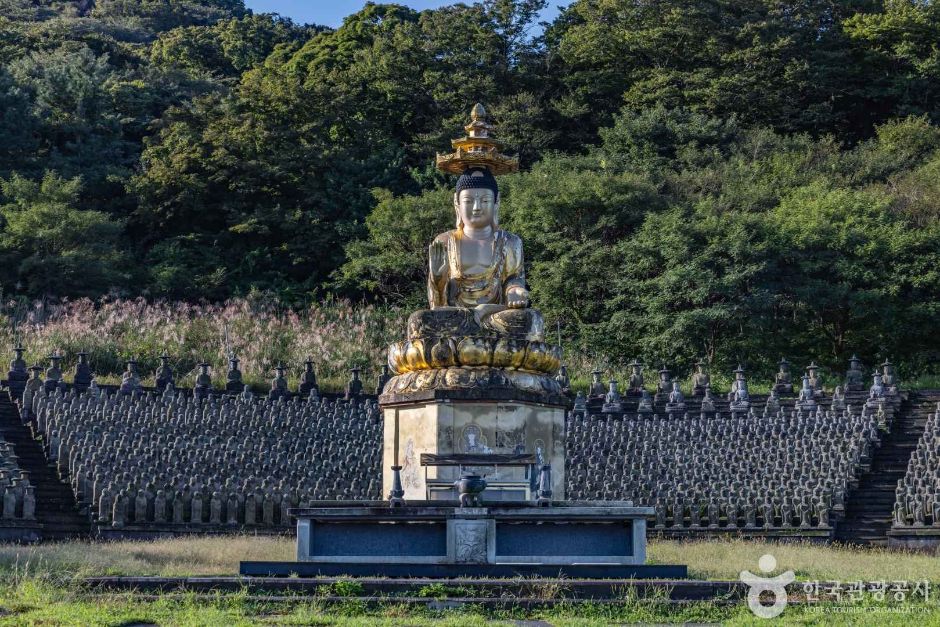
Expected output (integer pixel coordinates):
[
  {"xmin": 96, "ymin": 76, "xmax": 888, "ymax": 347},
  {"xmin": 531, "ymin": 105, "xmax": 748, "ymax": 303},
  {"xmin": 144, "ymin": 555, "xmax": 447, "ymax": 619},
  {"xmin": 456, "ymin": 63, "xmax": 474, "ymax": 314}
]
[{"xmin": 0, "ymin": 355, "xmax": 934, "ymax": 546}]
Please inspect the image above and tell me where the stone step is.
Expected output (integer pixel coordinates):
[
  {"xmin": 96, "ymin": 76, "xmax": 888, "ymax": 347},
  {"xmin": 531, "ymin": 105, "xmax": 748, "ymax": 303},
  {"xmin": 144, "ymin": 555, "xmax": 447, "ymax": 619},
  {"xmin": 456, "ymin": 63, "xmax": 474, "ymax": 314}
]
[
  {"xmin": 839, "ymin": 526, "xmax": 892, "ymax": 533},
  {"xmin": 840, "ymin": 513, "xmax": 892, "ymax": 520},
  {"xmin": 0, "ymin": 390, "xmax": 90, "ymax": 539},
  {"xmin": 837, "ymin": 396, "xmax": 930, "ymax": 545},
  {"xmin": 845, "ymin": 501, "xmax": 895, "ymax": 509}
]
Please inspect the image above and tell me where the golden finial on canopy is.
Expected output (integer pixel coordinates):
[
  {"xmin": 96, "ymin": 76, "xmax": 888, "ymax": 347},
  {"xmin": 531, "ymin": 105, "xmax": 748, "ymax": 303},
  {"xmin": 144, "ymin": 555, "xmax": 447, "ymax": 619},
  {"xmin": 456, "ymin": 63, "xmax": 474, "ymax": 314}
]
[{"xmin": 436, "ymin": 103, "xmax": 519, "ymax": 176}]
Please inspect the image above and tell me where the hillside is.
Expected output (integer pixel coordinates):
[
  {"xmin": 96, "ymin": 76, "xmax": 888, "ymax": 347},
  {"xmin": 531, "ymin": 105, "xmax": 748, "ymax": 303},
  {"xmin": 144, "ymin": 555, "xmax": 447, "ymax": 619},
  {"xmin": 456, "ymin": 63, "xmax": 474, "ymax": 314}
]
[{"xmin": 0, "ymin": 0, "xmax": 938, "ymax": 376}]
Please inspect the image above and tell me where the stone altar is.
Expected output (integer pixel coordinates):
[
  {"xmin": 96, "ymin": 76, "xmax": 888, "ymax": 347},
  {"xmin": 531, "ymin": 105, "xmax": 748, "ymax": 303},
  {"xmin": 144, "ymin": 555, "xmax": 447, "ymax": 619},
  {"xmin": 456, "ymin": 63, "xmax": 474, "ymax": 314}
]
[
  {"xmin": 240, "ymin": 501, "xmax": 684, "ymax": 579},
  {"xmin": 291, "ymin": 502, "xmax": 652, "ymax": 566}
]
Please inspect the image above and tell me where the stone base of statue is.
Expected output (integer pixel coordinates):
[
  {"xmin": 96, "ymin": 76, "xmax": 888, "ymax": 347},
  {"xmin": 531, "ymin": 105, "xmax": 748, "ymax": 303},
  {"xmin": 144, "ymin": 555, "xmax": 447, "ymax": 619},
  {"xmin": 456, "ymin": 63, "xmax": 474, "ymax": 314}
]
[
  {"xmin": 380, "ymin": 388, "xmax": 566, "ymax": 501},
  {"xmin": 381, "ymin": 307, "xmax": 567, "ymax": 501},
  {"xmin": 887, "ymin": 526, "xmax": 940, "ymax": 551},
  {"xmin": 384, "ymin": 367, "xmax": 563, "ymax": 399},
  {"xmin": 773, "ymin": 383, "xmax": 794, "ymax": 395}
]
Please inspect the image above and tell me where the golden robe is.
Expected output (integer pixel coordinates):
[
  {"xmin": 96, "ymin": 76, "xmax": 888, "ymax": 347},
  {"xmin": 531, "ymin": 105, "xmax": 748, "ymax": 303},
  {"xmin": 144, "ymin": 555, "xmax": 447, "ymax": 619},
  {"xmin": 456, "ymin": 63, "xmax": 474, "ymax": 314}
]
[{"xmin": 427, "ymin": 229, "xmax": 526, "ymax": 308}]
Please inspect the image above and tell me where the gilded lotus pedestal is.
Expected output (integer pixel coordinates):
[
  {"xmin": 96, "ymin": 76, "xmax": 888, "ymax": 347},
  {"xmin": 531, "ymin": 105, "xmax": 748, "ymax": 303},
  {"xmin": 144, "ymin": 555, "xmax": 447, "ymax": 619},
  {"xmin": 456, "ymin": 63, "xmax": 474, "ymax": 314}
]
[{"xmin": 385, "ymin": 307, "xmax": 562, "ymax": 397}]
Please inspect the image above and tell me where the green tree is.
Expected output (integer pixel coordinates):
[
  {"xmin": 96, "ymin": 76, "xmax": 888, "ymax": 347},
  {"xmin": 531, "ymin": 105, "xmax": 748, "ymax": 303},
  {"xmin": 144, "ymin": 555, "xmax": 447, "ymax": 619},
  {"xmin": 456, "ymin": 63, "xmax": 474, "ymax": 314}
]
[
  {"xmin": 501, "ymin": 154, "xmax": 662, "ymax": 332},
  {"xmin": 0, "ymin": 172, "xmax": 130, "ymax": 296},
  {"xmin": 0, "ymin": 67, "xmax": 39, "ymax": 176},
  {"xmin": 150, "ymin": 14, "xmax": 316, "ymax": 79},
  {"xmin": 9, "ymin": 44, "xmax": 134, "ymax": 194},
  {"xmin": 337, "ymin": 188, "xmax": 453, "ymax": 307},
  {"xmin": 771, "ymin": 184, "xmax": 903, "ymax": 357},
  {"xmin": 844, "ymin": 0, "xmax": 940, "ymax": 124},
  {"xmin": 91, "ymin": 0, "xmax": 247, "ymax": 32},
  {"xmin": 550, "ymin": 0, "xmax": 881, "ymax": 143},
  {"xmin": 133, "ymin": 1, "xmax": 554, "ymax": 301},
  {"xmin": 609, "ymin": 205, "xmax": 771, "ymax": 371}
]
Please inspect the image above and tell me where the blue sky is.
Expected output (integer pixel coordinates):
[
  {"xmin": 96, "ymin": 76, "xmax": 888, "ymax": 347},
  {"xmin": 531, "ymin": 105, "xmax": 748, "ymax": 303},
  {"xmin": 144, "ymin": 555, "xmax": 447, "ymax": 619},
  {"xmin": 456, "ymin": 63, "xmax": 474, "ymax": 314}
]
[{"xmin": 245, "ymin": 1, "xmax": 571, "ymax": 28}]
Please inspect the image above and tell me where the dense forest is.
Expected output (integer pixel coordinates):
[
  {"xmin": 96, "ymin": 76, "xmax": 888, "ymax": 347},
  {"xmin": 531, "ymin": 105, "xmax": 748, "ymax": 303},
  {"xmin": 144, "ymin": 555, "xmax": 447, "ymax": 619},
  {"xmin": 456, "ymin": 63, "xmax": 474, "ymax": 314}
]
[{"xmin": 0, "ymin": 0, "xmax": 938, "ymax": 376}]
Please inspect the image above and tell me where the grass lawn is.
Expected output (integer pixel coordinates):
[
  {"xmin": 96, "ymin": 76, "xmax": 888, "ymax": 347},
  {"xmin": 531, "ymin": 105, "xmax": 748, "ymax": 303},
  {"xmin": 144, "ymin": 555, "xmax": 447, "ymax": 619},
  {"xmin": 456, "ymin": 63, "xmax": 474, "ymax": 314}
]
[
  {"xmin": 0, "ymin": 580, "xmax": 936, "ymax": 626},
  {"xmin": 0, "ymin": 536, "xmax": 938, "ymax": 625},
  {"xmin": 0, "ymin": 535, "xmax": 938, "ymax": 581}
]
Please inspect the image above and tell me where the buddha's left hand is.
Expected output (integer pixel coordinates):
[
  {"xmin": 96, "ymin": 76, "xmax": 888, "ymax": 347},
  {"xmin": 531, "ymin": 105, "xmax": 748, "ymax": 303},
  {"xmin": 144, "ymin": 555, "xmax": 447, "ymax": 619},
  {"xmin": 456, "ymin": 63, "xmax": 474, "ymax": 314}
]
[{"xmin": 506, "ymin": 288, "xmax": 528, "ymax": 309}]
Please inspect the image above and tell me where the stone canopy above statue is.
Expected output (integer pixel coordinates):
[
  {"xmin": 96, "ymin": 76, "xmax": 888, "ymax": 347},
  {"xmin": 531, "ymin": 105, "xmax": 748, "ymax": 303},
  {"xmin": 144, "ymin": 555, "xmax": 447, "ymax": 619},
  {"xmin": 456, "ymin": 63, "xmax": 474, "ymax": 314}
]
[{"xmin": 382, "ymin": 104, "xmax": 562, "ymax": 403}]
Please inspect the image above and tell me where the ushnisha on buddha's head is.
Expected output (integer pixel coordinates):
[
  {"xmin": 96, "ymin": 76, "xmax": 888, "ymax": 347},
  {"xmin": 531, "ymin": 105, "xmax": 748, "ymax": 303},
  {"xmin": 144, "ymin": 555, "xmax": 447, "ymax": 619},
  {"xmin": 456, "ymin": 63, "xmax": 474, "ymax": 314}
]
[{"xmin": 454, "ymin": 167, "xmax": 499, "ymax": 233}]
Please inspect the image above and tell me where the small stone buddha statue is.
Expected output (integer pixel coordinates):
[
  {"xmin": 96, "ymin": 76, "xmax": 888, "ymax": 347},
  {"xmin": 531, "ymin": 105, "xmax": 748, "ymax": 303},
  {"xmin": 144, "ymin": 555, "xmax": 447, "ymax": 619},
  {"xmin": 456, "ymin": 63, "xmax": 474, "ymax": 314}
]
[
  {"xmin": 796, "ymin": 374, "xmax": 817, "ymax": 411},
  {"xmin": 666, "ymin": 381, "xmax": 686, "ymax": 412},
  {"xmin": 773, "ymin": 358, "xmax": 794, "ymax": 395},
  {"xmin": 345, "ymin": 366, "xmax": 363, "ymax": 400},
  {"xmin": 690, "ymin": 360, "xmax": 709, "ymax": 396},
  {"xmin": 119, "ymin": 359, "xmax": 141, "ymax": 396},
  {"xmin": 627, "ymin": 359, "xmax": 644, "ymax": 395},
  {"xmin": 554, "ymin": 365, "xmax": 571, "ymax": 395},
  {"xmin": 155, "ymin": 352, "xmax": 174, "ymax": 392},
  {"xmin": 844, "ymin": 354, "xmax": 864, "ymax": 391},
  {"xmin": 881, "ymin": 359, "xmax": 898, "ymax": 394},
  {"xmin": 601, "ymin": 380, "xmax": 624, "ymax": 414},
  {"xmin": 225, "ymin": 354, "xmax": 244, "ymax": 393},
  {"xmin": 588, "ymin": 369, "xmax": 606, "ymax": 399},
  {"xmin": 193, "ymin": 362, "xmax": 212, "ymax": 398},
  {"xmin": 7, "ymin": 345, "xmax": 27, "ymax": 384},
  {"xmin": 268, "ymin": 363, "xmax": 289, "ymax": 401},
  {"xmin": 44, "ymin": 353, "xmax": 63, "ymax": 393},
  {"xmin": 299, "ymin": 357, "xmax": 319, "ymax": 397},
  {"xmin": 73, "ymin": 351, "xmax": 93, "ymax": 389},
  {"xmin": 806, "ymin": 361, "xmax": 823, "ymax": 397}
]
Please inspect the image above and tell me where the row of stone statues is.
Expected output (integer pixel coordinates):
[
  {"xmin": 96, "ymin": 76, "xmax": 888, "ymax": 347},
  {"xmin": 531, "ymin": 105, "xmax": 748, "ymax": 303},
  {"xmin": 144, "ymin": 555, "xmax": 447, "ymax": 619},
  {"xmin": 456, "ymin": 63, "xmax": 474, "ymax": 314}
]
[
  {"xmin": 566, "ymin": 400, "xmax": 891, "ymax": 530},
  {"xmin": 8, "ymin": 347, "xmax": 395, "ymax": 415},
  {"xmin": 575, "ymin": 361, "xmax": 897, "ymax": 419},
  {"xmin": 29, "ymin": 384, "xmax": 382, "ymax": 528},
  {"xmin": 9, "ymin": 345, "xmax": 897, "ymax": 412},
  {"xmin": 0, "ymin": 437, "xmax": 34, "ymax": 521},
  {"xmin": 894, "ymin": 403, "xmax": 940, "ymax": 528},
  {"xmin": 571, "ymin": 356, "xmax": 899, "ymax": 407},
  {"xmin": 14, "ymin": 356, "xmax": 906, "ymax": 533}
]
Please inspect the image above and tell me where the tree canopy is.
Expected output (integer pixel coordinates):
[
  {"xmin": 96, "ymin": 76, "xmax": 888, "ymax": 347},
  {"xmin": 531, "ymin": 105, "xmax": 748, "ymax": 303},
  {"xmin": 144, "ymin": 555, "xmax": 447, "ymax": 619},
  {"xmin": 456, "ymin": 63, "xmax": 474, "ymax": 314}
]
[{"xmin": 0, "ymin": 0, "xmax": 938, "ymax": 376}]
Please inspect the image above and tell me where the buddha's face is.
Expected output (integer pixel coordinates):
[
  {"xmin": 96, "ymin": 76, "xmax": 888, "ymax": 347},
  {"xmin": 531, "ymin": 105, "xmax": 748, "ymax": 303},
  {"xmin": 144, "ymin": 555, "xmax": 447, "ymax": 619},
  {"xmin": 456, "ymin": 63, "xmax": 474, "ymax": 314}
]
[{"xmin": 455, "ymin": 188, "xmax": 498, "ymax": 230}]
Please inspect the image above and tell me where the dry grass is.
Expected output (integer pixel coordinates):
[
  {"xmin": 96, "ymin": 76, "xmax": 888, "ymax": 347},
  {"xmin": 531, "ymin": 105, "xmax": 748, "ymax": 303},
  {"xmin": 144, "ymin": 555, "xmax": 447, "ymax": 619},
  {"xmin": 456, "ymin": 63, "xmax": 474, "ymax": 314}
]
[
  {"xmin": 0, "ymin": 535, "xmax": 293, "ymax": 577},
  {"xmin": 1, "ymin": 535, "xmax": 939, "ymax": 584},
  {"xmin": 649, "ymin": 537, "xmax": 940, "ymax": 582}
]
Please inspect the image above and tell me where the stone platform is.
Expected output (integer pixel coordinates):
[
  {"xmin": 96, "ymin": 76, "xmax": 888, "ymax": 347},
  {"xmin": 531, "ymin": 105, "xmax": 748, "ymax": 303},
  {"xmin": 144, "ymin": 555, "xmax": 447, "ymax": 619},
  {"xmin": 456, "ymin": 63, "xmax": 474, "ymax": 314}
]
[
  {"xmin": 239, "ymin": 501, "xmax": 687, "ymax": 579},
  {"xmin": 93, "ymin": 523, "xmax": 291, "ymax": 541},
  {"xmin": 0, "ymin": 520, "xmax": 41, "ymax": 543},
  {"xmin": 239, "ymin": 561, "xmax": 688, "ymax": 579},
  {"xmin": 887, "ymin": 527, "xmax": 940, "ymax": 551}
]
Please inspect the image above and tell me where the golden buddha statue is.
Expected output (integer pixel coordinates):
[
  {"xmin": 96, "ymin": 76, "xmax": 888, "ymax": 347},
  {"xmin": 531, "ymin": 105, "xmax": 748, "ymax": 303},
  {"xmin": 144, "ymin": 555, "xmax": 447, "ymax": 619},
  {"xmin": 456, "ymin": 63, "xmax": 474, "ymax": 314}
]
[
  {"xmin": 383, "ymin": 104, "xmax": 560, "ymax": 399},
  {"xmin": 425, "ymin": 165, "xmax": 544, "ymax": 341},
  {"xmin": 428, "ymin": 167, "xmax": 526, "ymax": 309}
]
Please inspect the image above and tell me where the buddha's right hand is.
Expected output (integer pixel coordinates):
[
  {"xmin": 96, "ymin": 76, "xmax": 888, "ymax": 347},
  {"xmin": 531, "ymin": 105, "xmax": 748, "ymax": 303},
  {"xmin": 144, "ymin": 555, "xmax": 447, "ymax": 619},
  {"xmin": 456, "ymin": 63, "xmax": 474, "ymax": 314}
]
[{"xmin": 429, "ymin": 241, "xmax": 447, "ymax": 279}]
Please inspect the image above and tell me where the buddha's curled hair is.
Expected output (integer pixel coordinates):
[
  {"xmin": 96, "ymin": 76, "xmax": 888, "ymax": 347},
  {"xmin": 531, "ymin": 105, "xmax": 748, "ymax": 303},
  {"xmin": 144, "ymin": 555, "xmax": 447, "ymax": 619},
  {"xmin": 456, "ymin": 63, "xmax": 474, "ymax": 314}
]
[{"xmin": 455, "ymin": 167, "xmax": 499, "ymax": 197}]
